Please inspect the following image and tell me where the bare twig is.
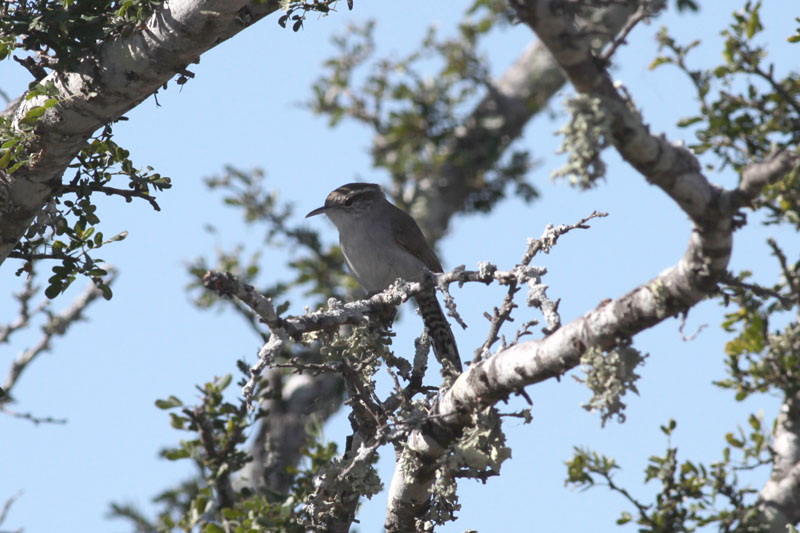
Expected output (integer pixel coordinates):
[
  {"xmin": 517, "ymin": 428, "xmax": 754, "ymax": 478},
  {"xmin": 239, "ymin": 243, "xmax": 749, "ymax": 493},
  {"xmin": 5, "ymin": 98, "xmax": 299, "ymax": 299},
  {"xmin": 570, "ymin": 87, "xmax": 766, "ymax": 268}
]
[
  {"xmin": 204, "ymin": 212, "xmax": 607, "ymax": 407},
  {"xmin": 599, "ymin": 3, "xmax": 653, "ymax": 63},
  {"xmin": 767, "ymin": 238, "xmax": 799, "ymax": 297},
  {"xmin": 678, "ymin": 312, "xmax": 708, "ymax": 342},
  {"xmin": 0, "ymin": 406, "xmax": 67, "ymax": 425},
  {"xmin": 0, "ymin": 275, "xmax": 44, "ymax": 345},
  {"xmin": 2, "ymin": 270, "xmax": 116, "ymax": 408},
  {"xmin": 0, "ymin": 491, "xmax": 22, "ymax": 531}
]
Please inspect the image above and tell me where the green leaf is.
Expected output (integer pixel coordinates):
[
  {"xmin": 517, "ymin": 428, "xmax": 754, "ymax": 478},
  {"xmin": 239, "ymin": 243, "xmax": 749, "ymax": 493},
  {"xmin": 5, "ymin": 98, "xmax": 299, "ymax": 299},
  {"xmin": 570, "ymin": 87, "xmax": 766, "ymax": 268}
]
[
  {"xmin": 725, "ymin": 432, "xmax": 744, "ymax": 448},
  {"xmin": 0, "ymin": 149, "xmax": 12, "ymax": 170},
  {"xmin": 155, "ymin": 396, "xmax": 183, "ymax": 409},
  {"xmin": 1, "ymin": 138, "xmax": 18, "ymax": 150},
  {"xmin": 163, "ymin": 449, "xmax": 191, "ymax": 461},
  {"xmin": 45, "ymin": 281, "xmax": 63, "ymax": 299},
  {"xmin": 745, "ymin": 4, "xmax": 761, "ymax": 38},
  {"xmin": 20, "ymin": 105, "xmax": 49, "ymax": 125},
  {"xmin": 100, "ymin": 284, "xmax": 113, "ymax": 300},
  {"xmin": 648, "ymin": 56, "xmax": 672, "ymax": 70},
  {"xmin": 748, "ymin": 413, "xmax": 761, "ymax": 430},
  {"xmin": 217, "ymin": 374, "xmax": 232, "ymax": 391},
  {"xmin": 169, "ymin": 413, "xmax": 188, "ymax": 429},
  {"xmin": 676, "ymin": 116, "xmax": 703, "ymax": 128}
]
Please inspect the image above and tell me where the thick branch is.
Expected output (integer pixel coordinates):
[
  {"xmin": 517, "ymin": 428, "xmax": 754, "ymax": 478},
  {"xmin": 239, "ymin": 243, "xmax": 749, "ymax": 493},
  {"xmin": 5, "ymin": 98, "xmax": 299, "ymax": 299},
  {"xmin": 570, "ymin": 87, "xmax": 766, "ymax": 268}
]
[
  {"xmin": 415, "ymin": 3, "xmax": 636, "ymax": 241},
  {"xmin": 0, "ymin": 0, "xmax": 280, "ymax": 264},
  {"xmin": 757, "ymin": 391, "xmax": 800, "ymax": 532},
  {"xmin": 382, "ymin": 1, "xmax": 796, "ymax": 527},
  {"xmin": 735, "ymin": 150, "xmax": 799, "ymax": 203},
  {"xmin": 512, "ymin": 0, "xmax": 719, "ymax": 224},
  {"xmin": 384, "ymin": 228, "xmax": 724, "ymax": 529},
  {"xmin": 242, "ymin": 369, "xmax": 343, "ymax": 495}
]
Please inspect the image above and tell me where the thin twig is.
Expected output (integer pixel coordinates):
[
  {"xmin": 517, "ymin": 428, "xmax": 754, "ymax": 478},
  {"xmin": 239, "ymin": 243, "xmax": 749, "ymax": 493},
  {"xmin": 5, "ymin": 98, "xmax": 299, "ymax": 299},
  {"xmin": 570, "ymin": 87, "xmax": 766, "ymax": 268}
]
[
  {"xmin": 2, "ymin": 272, "xmax": 114, "ymax": 406},
  {"xmin": 599, "ymin": 3, "xmax": 650, "ymax": 63},
  {"xmin": 0, "ymin": 491, "xmax": 22, "ymax": 529},
  {"xmin": 720, "ymin": 271, "xmax": 795, "ymax": 308},
  {"xmin": 58, "ymin": 184, "xmax": 161, "ymax": 211},
  {"xmin": 0, "ymin": 406, "xmax": 67, "ymax": 425}
]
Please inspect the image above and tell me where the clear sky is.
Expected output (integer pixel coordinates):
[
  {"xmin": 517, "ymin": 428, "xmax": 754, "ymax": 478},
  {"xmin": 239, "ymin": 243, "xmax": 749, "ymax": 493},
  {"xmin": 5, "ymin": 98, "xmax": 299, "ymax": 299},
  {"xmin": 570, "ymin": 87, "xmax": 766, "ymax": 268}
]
[{"xmin": 2, "ymin": 1, "xmax": 799, "ymax": 532}]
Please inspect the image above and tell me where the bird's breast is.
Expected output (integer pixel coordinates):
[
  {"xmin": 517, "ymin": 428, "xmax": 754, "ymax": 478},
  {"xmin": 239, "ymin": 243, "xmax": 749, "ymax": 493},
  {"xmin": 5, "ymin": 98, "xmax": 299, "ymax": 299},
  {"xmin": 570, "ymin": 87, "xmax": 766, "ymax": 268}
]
[{"xmin": 340, "ymin": 228, "xmax": 427, "ymax": 294}]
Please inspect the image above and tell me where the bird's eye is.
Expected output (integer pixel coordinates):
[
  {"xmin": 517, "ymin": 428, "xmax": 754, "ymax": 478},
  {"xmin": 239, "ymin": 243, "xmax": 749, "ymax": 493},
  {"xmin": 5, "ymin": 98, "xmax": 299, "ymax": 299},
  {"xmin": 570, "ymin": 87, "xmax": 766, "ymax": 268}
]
[{"xmin": 344, "ymin": 197, "xmax": 353, "ymax": 207}]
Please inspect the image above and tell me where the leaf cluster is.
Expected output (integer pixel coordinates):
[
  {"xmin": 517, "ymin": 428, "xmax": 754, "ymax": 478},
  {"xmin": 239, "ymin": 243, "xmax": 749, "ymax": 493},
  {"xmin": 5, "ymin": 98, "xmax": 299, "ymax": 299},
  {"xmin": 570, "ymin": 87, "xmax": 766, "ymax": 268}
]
[
  {"xmin": 652, "ymin": 1, "xmax": 800, "ymax": 227},
  {"xmin": 186, "ymin": 167, "xmax": 352, "ymax": 337},
  {"xmin": 717, "ymin": 266, "xmax": 800, "ymax": 401},
  {"xmin": 566, "ymin": 419, "xmax": 771, "ymax": 532},
  {"xmin": 0, "ymin": 0, "xmax": 164, "ymax": 70},
  {"xmin": 276, "ymin": 0, "xmax": 347, "ymax": 33},
  {"xmin": 0, "ymin": 81, "xmax": 58, "ymax": 172},
  {"xmin": 112, "ymin": 372, "xmax": 341, "ymax": 532},
  {"xmin": 9, "ymin": 123, "xmax": 170, "ymax": 300},
  {"xmin": 308, "ymin": 12, "xmax": 536, "ymax": 216}
]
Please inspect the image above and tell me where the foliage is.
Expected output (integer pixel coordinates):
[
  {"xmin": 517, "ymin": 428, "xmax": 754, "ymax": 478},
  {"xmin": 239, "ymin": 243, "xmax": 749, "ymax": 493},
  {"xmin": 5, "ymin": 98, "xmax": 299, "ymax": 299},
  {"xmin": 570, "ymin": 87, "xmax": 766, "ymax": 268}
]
[
  {"xmin": 8, "ymin": 122, "xmax": 170, "ymax": 299},
  {"xmin": 277, "ymin": 0, "xmax": 351, "ymax": 33},
  {"xmin": 308, "ymin": 9, "xmax": 537, "ymax": 214},
  {"xmin": 4, "ymin": 0, "xmax": 800, "ymax": 531},
  {"xmin": 651, "ymin": 0, "xmax": 800, "ymax": 228},
  {"xmin": 561, "ymin": 2, "xmax": 800, "ymax": 528},
  {"xmin": 717, "ymin": 264, "xmax": 800, "ymax": 401},
  {"xmin": 0, "ymin": 0, "xmax": 164, "ymax": 69},
  {"xmin": 110, "ymin": 370, "xmax": 340, "ymax": 532},
  {"xmin": 651, "ymin": 0, "xmax": 800, "ymax": 404},
  {"xmin": 566, "ymin": 419, "xmax": 771, "ymax": 532},
  {"xmin": 0, "ymin": 81, "xmax": 57, "ymax": 172},
  {"xmin": 1, "ymin": 2, "xmax": 172, "ymax": 300}
]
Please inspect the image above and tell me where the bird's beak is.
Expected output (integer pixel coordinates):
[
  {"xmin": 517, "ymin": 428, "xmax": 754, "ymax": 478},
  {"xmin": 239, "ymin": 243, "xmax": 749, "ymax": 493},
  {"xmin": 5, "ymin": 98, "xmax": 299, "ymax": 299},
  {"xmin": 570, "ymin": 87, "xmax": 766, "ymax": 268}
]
[{"xmin": 305, "ymin": 206, "xmax": 328, "ymax": 218}]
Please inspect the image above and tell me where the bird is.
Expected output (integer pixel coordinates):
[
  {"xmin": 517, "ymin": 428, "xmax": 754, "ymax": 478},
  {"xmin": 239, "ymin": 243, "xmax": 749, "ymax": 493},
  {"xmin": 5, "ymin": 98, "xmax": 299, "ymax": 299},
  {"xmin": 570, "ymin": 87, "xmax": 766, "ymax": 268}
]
[{"xmin": 306, "ymin": 182, "xmax": 462, "ymax": 374}]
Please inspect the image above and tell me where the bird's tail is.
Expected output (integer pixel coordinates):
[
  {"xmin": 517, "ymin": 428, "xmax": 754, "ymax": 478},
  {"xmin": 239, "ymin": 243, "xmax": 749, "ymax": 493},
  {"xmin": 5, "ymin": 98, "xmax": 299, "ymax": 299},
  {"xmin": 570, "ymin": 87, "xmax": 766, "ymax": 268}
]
[{"xmin": 415, "ymin": 290, "xmax": 462, "ymax": 374}]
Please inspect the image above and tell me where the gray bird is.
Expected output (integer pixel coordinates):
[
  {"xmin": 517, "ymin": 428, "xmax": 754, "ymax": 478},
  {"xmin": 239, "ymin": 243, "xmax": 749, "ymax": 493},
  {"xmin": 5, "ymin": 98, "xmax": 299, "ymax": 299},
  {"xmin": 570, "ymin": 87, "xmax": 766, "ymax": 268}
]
[{"xmin": 306, "ymin": 183, "xmax": 462, "ymax": 374}]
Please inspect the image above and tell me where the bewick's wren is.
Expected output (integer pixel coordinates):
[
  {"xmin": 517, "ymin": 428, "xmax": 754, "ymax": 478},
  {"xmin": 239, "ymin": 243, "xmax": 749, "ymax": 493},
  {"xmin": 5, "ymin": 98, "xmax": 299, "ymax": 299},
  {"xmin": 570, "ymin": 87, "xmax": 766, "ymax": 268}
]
[{"xmin": 306, "ymin": 182, "xmax": 462, "ymax": 374}]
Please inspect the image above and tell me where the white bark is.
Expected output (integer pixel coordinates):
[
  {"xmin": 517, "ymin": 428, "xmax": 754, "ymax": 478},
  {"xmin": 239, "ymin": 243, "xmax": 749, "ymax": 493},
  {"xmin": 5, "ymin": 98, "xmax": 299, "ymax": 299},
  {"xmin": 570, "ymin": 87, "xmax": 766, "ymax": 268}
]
[
  {"xmin": 0, "ymin": 0, "xmax": 280, "ymax": 263},
  {"xmin": 382, "ymin": 0, "xmax": 799, "ymax": 528},
  {"xmin": 414, "ymin": 3, "xmax": 636, "ymax": 242},
  {"xmin": 758, "ymin": 391, "xmax": 800, "ymax": 532}
]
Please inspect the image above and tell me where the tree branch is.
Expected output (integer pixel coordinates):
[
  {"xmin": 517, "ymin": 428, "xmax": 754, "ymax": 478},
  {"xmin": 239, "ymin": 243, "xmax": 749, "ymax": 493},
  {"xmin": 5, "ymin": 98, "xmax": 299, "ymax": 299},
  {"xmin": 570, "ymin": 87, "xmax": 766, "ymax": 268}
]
[
  {"xmin": 757, "ymin": 391, "xmax": 800, "ymax": 531},
  {"xmin": 413, "ymin": 3, "xmax": 636, "ymax": 241},
  {"xmin": 0, "ymin": 491, "xmax": 21, "ymax": 532},
  {"xmin": 381, "ymin": 1, "xmax": 797, "ymax": 527},
  {"xmin": 2, "ymin": 271, "xmax": 115, "ymax": 409},
  {"xmin": 0, "ymin": 0, "xmax": 281, "ymax": 265},
  {"xmin": 241, "ymin": 369, "xmax": 344, "ymax": 495}
]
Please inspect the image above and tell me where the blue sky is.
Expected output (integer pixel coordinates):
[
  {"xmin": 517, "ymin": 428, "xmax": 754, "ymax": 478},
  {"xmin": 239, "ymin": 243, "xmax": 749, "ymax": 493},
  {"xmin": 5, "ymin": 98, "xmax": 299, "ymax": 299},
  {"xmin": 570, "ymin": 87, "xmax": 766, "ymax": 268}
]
[{"xmin": 1, "ymin": 1, "xmax": 799, "ymax": 532}]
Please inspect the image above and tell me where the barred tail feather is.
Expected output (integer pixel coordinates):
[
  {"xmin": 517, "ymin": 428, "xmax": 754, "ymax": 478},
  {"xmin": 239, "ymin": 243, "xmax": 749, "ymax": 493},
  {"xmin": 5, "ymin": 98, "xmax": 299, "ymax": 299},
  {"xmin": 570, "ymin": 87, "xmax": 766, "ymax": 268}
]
[{"xmin": 415, "ymin": 290, "xmax": 462, "ymax": 374}]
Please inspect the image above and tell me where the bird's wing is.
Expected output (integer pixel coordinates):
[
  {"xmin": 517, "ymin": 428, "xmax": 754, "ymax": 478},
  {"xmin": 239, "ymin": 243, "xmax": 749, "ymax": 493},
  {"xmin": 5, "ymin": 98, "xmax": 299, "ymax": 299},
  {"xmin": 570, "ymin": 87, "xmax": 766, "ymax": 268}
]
[{"xmin": 389, "ymin": 204, "xmax": 444, "ymax": 273}]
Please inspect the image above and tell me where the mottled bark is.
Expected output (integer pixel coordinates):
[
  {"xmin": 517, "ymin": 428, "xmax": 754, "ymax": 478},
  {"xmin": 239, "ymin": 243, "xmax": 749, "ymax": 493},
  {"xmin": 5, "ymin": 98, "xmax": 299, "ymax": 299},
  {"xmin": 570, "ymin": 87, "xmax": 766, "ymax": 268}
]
[
  {"xmin": 242, "ymin": 370, "xmax": 343, "ymax": 495},
  {"xmin": 758, "ymin": 391, "xmax": 800, "ymax": 532},
  {"xmin": 0, "ymin": 0, "xmax": 280, "ymax": 263},
  {"xmin": 244, "ymin": 4, "xmax": 639, "ymax": 510},
  {"xmin": 382, "ymin": 0, "xmax": 798, "ymax": 527},
  {"xmin": 412, "ymin": 3, "xmax": 636, "ymax": 242}
]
